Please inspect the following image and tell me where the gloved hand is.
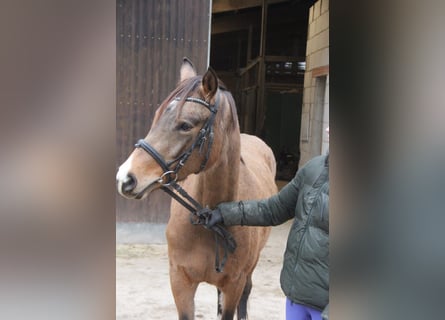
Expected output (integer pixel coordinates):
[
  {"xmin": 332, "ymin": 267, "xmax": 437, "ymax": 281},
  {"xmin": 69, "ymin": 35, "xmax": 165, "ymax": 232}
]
[{"xmin": 198, "ymin": 207, "xmax": 224, "ymax": 229}]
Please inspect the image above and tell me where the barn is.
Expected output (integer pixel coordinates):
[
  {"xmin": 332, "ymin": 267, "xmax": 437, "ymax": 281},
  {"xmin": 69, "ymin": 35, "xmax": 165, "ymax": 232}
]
[{"xmin": 116, "ymin": 0, "xmax": 329, "ymax": 228}]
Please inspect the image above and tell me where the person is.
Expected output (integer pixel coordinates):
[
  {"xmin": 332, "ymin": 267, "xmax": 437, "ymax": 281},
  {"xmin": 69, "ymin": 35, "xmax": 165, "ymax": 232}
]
[{"xmin": 199, "ymin": 152, "xmax": 329, "ymax": 320}]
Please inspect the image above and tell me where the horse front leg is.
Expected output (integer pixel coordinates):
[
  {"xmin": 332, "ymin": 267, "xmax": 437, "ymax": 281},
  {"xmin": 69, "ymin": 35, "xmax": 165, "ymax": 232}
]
[
  {"xmin": 236, "ymin": 275, "xmax": 252, "ymax": 320},
  {"xmin": 170, "ymin": 266, "xmax": 198, "ymax": 320},
  {"xmin": 220, "ymin": 276, "xmax": 247, "ymax": 320}
]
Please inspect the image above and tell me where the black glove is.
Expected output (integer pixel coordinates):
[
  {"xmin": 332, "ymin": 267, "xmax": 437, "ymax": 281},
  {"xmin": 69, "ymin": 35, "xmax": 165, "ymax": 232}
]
[{"xmin": 198, "ymin": 207, "xmax": 224, "ymax": 229}]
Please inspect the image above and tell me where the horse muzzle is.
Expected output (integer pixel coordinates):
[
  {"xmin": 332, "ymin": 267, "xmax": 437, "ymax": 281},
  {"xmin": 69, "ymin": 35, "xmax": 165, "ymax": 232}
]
[
  {"xmin": 116, "ymin": 172, "xmax": 137, "ymax": 198},
  {"xmin": 116, "ymin": 170, "xmax": 162, "ymax": 200}
]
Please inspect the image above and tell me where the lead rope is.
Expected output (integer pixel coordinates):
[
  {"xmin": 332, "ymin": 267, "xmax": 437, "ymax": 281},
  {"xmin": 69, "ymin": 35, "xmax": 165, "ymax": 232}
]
[{"xmin": 161, "ymin": 182, "xmax": 236, "ymax": 272}]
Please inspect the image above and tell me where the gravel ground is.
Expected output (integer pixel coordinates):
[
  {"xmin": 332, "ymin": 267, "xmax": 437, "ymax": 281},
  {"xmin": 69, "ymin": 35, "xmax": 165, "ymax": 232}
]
[{"xmin": 116, "ymin": 221, "xmax": 292, "ymax": 319}]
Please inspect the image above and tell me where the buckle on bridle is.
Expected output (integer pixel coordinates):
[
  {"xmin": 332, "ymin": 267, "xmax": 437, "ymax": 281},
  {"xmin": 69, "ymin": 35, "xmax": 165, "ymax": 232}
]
[{"xmin": 158, "ymin": 170, "xmax": 178, "ymax": 186}]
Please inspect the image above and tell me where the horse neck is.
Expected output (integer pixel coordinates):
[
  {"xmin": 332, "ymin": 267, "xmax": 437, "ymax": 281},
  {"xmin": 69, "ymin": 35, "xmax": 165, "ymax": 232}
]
[{"xmin": 196, "ymin": 116, "xmax": 240, "ymax": 208}]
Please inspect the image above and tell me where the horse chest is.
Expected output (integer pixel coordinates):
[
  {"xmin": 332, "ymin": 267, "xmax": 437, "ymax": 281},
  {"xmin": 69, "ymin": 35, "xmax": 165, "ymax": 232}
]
[{"xmin": 167, "ymin": 222, "xmax": 214, "ymax": 253}]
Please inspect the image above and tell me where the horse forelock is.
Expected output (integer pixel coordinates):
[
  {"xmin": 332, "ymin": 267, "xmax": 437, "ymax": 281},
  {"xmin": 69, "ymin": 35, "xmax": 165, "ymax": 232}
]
[
  {"xmin": 152, "ymin": 76, "xmax": 201, "ymax": 125},
  {"xmin": 152, "ymin": 75, "xmax": 239, "ymax": 137}
]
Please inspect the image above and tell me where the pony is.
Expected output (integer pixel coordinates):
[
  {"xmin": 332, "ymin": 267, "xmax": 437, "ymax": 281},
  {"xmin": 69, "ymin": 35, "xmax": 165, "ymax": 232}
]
[{"xmin": 116, "ymin": 58, "xmax": 277, "ymax": 320}]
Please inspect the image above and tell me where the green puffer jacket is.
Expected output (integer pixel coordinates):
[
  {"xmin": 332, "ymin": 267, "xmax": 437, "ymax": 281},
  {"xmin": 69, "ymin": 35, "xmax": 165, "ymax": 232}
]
[{"xmin": 217, "ymin": 154, "xmax": 329, "ymax": 311}]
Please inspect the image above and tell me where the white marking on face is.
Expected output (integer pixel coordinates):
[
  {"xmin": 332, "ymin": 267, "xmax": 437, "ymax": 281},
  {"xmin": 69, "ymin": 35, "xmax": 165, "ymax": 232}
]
[
  {"xmin": 116, "ymin": 153, "xmax": 134, "ymax": 194},
  {"xmin": 166, "ymin": 100, "xmax": 177, "ymax": 112}
]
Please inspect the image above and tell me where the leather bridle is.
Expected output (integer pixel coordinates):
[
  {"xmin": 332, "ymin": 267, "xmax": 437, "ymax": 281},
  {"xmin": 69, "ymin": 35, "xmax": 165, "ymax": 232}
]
[
  {"xmin": 134, "ymin": 93, "xmax": 236, "ymax": 272},
  {"xmin": 135, "ymin": 95, "xmax": 218, "ymax": 184}
]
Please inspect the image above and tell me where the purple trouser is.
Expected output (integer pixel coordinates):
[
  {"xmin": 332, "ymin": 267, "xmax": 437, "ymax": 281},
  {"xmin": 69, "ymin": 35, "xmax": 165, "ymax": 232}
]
[{"xmin": 286, "ymin": 298, "xmax": 322, "ymax": 320}]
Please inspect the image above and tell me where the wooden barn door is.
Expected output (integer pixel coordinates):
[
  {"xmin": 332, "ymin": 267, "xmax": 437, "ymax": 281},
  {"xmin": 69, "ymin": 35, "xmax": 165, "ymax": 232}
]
[{"xmin": 116, "ymin": 0, "xmax": 211, "ymax": 223}]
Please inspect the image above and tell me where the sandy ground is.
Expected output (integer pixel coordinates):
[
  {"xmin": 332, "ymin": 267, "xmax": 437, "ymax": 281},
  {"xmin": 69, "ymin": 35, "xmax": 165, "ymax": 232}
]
[{"xmin": 116, "ymin": 221, "xmax": 292, "ymax": 319}]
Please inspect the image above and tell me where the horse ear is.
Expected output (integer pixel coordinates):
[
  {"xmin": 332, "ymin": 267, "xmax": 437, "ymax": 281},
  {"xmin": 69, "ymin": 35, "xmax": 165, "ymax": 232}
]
[
  {"xmin": 180, "ymin": 57, "xmax": 197, "ymax": 82},
  {"xmin": 202, "ymin": 67, "xmax": 218, "ymax": 98}
]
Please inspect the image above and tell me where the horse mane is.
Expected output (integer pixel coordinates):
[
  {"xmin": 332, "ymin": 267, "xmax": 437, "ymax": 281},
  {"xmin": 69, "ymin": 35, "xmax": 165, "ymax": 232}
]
[{"xmin": 152, "ymin": 76, "xmax": 239, "ymax": 133}]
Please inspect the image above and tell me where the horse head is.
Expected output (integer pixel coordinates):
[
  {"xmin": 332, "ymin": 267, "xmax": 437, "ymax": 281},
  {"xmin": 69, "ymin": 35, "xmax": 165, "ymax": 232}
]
[{"xmin": 116, "ymin": 58, "xmax": 236, "ymax": 200}]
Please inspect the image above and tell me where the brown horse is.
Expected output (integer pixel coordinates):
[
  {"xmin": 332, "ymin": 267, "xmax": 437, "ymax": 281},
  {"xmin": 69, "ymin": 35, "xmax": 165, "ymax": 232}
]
[{"xmin": 116, "ymin": 58, "xmax": 277, "ymax": 320}]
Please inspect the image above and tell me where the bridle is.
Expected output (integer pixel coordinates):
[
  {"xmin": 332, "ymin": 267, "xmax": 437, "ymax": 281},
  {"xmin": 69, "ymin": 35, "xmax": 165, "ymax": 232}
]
[
  {"xmin": 134, "ymin": 92, "xmax": 236, "ymax": 273},
  {"xmin": 135, "ymin": 95, "xmax": 218, "ymax": 184}
]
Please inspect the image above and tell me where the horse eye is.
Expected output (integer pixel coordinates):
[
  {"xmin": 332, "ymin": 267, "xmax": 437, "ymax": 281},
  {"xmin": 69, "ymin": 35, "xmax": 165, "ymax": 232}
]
[{"xmin": 178, "ymin": 122, "xmax": 193, "ymax": 132}]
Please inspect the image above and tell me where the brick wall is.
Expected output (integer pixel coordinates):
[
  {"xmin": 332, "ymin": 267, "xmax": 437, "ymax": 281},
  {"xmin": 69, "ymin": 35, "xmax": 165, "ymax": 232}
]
[{"xmin": 299, "ymin": 0, "xmax": 329, "ymax": 166}]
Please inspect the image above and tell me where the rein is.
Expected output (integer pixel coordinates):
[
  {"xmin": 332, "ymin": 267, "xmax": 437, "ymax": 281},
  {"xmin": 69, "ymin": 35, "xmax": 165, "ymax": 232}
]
[{"xmin": 134, "ymin": 93, "xmax": 237, "ymax": 273}]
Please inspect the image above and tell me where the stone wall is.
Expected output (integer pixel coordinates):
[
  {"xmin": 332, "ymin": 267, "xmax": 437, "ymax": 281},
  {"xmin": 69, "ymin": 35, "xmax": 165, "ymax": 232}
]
[{"xmin": 299, "ymin": 0, "xmax": 329, "ymax": 166}]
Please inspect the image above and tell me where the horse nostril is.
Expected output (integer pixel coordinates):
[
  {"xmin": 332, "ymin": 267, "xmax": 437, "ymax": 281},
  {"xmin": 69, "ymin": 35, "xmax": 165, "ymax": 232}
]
[{"xmin": 122, "ymin": 173, "xmax": 137, "ymax": 193}]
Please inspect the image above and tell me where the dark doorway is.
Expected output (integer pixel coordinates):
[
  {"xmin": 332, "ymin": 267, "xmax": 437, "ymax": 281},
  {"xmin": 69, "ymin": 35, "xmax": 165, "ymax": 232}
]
[
  {"xmin": 210, "ymin": 0, "xmax": 315, "ymax": 180},
  {"xmin": 264, "ymin": 91, "xmax": 302, "ymax": 180}
]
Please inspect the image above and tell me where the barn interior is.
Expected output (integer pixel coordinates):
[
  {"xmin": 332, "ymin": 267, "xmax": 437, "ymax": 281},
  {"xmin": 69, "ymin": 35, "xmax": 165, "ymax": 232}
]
[{"xmin": 210, "ymin": 0, "xmax": 316, "ymax": 180}]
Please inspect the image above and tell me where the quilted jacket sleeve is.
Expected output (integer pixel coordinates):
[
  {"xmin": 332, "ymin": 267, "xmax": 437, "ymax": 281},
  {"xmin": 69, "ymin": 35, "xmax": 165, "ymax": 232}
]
[{"xmin": 217, "ymin": 172, "xmax": 302, "ymax": 226}]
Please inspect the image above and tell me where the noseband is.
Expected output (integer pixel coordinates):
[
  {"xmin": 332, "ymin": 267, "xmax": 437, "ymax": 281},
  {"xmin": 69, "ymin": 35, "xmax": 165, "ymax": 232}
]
[{"xmin": 134, "ymin": 93, "xmax": 236, "ymax": 273}]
